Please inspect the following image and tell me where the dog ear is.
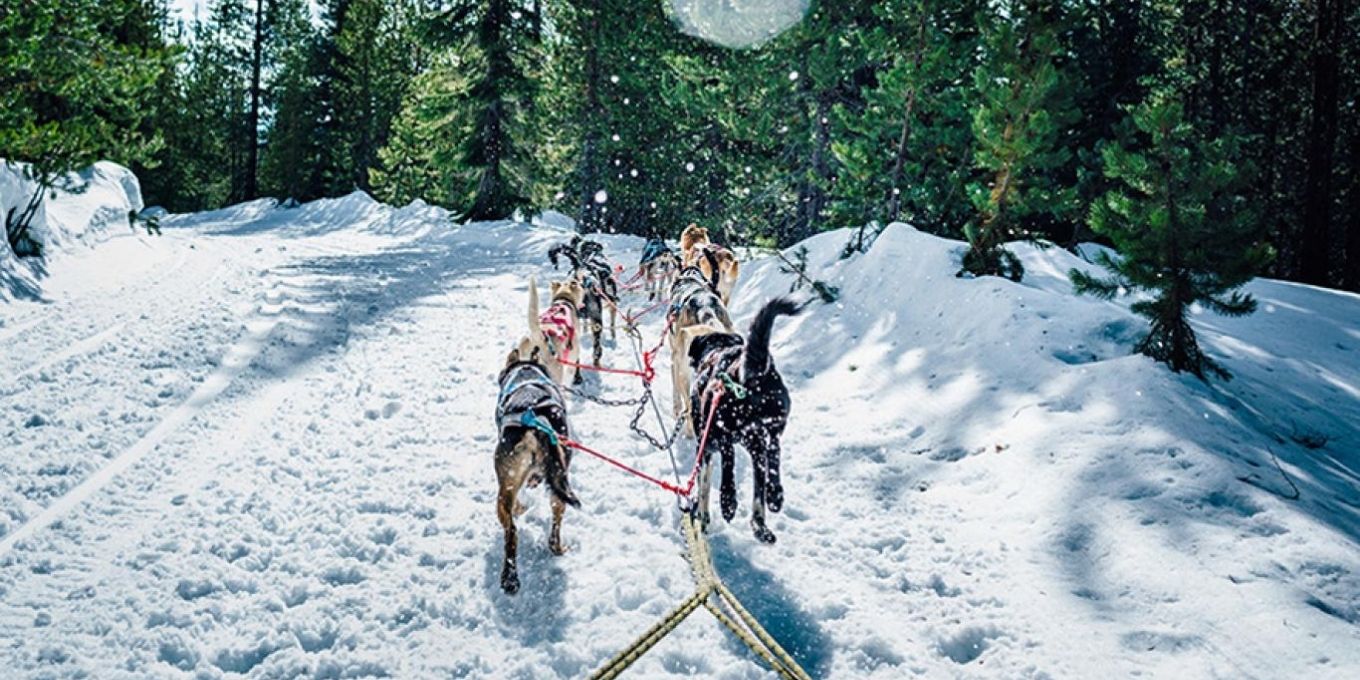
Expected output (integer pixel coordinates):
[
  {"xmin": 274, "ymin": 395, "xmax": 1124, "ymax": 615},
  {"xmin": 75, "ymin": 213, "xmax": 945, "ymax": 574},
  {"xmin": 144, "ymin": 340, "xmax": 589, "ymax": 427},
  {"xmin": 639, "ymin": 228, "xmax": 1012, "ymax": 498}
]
[
  {"xmin": 529, "ymin": 345, "xmax": 541, "ymax": 362},
  {"xmin": 506, "ymin": 347, "xmax": 520, "ymax": 365}
]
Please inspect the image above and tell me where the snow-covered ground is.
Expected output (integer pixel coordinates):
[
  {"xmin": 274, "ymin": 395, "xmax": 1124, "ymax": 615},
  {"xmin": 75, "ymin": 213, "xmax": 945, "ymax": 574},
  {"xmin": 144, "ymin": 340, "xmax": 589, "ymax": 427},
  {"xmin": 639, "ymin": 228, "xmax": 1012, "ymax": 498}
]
[{"xmin": 1, "ymin": 179, "xmax": 1357, "ymax": 678}]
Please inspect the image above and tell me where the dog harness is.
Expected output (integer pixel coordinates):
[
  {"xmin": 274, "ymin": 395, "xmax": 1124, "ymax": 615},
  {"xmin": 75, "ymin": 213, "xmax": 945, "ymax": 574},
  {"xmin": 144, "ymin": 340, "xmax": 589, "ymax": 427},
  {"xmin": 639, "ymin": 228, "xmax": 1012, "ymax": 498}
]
[
  {"xmin": 639, "ymin": 239, "xmax": 670, "ymax": 265},
  {"xmin": 495, "ymin": 361, "xmax": 570, "ymax": 436},
  {"xmin": 693, "ymin": 340, "xmax": 746, "ymax": 406},
  {"xmin": 539, "ymin": 299, "xmax": 577, "ymax": 360},
  {"xmin": 669, "ymin": 267, "xmax": 718, "ymax": 312}
]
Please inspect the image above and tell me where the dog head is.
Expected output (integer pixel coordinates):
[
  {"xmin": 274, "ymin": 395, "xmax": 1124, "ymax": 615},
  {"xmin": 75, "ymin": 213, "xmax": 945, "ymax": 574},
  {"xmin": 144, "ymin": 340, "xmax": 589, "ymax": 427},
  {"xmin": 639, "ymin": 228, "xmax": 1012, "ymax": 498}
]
[
  {"xmin": 680, "ymin": 224, "xmax": 709, "ymax": 253},
  {"xmin": 504, "ymin": 343, "xmax": 544, "ymax": 370},
  {"xmin": 549, "ymin": 279, "xmax": 585, "ymax": 308},
  {"xmin": 686, "ymin": 327, "xmax": 743, "ymax": 369}
]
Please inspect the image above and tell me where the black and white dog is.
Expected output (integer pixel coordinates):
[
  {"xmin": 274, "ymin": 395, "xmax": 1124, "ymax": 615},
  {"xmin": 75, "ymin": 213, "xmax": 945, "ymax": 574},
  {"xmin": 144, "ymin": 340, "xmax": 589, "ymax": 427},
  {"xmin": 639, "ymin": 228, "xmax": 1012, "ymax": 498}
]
[{"xmin": 686, "ymin": 298, "xmax": 801, "ymax": 543}]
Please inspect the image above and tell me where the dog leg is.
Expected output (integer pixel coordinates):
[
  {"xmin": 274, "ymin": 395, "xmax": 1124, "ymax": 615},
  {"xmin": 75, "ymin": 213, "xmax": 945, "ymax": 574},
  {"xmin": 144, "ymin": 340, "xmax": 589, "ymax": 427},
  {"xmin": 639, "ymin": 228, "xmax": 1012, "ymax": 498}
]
[
  {"xmin": 751, "ymin": 497, "xmax": 775, "ymax": 544},
  {"xmin": 765, "ymin": 435, "xmax": 784, "ymax": 513},
  {"xmin": 718, "ymin": 439, "xmax": 738, "ymax": 523},
  {"xmin": 748, "ymin": 441, "xmax": 776, "ymax": 544},
  {"xmin": 549, "ymin": 494, "xmax": 568, "ymax": 556},
  {"xmin": 592, "ymin": 321, "xmax": 603, "ymax": 366},
  {"xmin": 609, "ymin": 305, "xmax": 616, "ymax": 341},
  {"xmin": 671, "ymin": 345, "xmax": 689, "ymax": 425},
  {"xmin": 497, "ymin": 486, "xmax": 520, "ymax": 593},
  {"xmin": 698, "ymin": 453, "xmax": 715, "ymax": 530}
]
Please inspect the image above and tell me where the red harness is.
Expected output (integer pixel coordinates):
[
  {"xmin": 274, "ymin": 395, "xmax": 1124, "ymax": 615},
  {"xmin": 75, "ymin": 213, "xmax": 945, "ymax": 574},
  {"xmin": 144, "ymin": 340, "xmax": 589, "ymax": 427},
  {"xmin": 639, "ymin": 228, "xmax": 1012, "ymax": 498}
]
[{"xmin": 539, "ymin": 300, "xmax": 577, "ymax": 361}]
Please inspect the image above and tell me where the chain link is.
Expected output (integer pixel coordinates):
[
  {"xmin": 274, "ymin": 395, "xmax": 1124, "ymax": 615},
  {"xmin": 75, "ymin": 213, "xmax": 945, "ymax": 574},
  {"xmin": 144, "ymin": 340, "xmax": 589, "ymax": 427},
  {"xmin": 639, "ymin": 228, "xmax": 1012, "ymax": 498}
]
[{"xmin": 629, "ymin": 389, "xmax": 687, "ymax": 451}]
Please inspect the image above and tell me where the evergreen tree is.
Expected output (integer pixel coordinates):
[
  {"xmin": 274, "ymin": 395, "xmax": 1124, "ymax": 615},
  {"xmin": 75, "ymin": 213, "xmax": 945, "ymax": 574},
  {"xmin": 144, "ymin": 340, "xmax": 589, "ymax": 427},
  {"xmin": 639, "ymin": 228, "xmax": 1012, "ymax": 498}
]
[
  {"xmin": 370, "ymin": 54, "xmax": 468, "ymax": 206},
  {"xmin": 0, "ymin": 0, "xmax": 167, "ymax": 255},
  {"xmin": 833, "ymin": 0, "xmax": 982, "ymax": 248},
  {"xmin": 1070, "ymin": 95, "xmax": 1272, "ymax": 379},
  {"xmin": 962, "ymin": 0, "xmax": 1079, "ymax": 280},
  {"xmin": 425, "ymin": 0, "xmax": 538, "ymax": 221}
]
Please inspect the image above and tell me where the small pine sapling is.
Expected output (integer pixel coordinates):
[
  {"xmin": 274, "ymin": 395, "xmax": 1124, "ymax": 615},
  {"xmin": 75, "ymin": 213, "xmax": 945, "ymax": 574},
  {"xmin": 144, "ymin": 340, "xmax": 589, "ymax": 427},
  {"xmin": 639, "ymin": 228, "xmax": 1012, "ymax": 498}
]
[
  {"xmin": 1070, "ymin": 95, "xmax": 1272, "ymax": 379},
  {"xmin": 777, "ymin": 246, "xmax": 840, "ymax": 304}
]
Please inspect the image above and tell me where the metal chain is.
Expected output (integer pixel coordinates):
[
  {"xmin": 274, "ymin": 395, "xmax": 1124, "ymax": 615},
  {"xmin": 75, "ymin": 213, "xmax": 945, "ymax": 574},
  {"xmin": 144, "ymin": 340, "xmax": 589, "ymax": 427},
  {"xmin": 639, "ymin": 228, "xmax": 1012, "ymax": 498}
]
[{"xmin": 627, "ymin": 388, "xmax": 687, "ymax": 451}]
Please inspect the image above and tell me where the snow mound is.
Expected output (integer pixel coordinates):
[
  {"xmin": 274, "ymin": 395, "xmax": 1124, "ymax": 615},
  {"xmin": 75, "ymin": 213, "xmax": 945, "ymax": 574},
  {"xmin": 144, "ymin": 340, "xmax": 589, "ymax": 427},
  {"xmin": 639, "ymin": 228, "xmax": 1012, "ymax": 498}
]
[
  {"xmin": 164, "ymin": 191, "xmax": 441, "ymax": 240},
  {"xmin": 1, "ymin": 160, "xmax": 144, "ymax": 300}
]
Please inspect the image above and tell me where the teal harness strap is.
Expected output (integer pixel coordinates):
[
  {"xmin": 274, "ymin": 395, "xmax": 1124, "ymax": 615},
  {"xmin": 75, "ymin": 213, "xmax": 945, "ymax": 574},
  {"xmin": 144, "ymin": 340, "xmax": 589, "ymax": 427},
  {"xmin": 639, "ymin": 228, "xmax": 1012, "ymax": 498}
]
[
  {"xmin": 520, "ymin": 410, "xmax": 561, "ymax": 447},
  {"xmin": 719, "ymin": 372, "xmax": 748, "ymax": 400}
]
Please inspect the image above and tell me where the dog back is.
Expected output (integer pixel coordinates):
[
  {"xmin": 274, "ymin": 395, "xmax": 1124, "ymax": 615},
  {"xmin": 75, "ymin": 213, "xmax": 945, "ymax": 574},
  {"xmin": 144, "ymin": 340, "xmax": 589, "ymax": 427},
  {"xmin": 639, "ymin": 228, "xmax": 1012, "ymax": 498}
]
[
  {"xmin": 539, "ymin": 301, "xmax": 577, "ymax": 358},
  {"xmin": 496, "ymin": 362, "xmax": 569, "ymax": 436}
]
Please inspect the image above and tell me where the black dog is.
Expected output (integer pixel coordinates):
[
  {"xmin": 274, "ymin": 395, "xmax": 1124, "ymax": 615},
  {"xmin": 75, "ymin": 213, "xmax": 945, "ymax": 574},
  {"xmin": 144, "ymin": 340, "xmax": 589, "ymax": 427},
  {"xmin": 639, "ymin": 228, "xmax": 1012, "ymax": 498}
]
[
  {"xmin": 687, "ymin": 298, "xmax": 801, "ymax": 543},
  {"xmin": 548, "ymin": 237, "xmax": 618, "ymax": 364}
]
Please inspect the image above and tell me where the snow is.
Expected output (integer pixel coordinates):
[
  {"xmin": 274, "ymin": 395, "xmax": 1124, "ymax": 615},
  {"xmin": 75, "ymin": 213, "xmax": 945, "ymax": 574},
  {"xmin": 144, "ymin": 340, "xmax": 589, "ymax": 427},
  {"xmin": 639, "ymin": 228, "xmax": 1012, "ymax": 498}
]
[
  {"xmin": 1, "ymin": 178, "xmax": 1358, "ymax": 677},
  {"xmin": 1, "ymin": 160, "xmax": 144, "ymax": 302}
]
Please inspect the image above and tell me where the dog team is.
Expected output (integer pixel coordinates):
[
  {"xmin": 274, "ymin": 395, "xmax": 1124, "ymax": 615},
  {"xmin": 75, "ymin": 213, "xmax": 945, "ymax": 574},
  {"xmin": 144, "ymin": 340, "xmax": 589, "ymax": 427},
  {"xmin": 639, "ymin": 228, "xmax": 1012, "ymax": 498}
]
[{"xmin": 493, "ymin": 224, "xmax": 802, "ymax": 593}]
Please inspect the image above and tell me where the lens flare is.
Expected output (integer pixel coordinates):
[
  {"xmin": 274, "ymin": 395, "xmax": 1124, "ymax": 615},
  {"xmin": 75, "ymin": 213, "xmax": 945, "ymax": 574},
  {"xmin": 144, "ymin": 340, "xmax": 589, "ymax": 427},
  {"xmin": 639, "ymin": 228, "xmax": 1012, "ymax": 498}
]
[{"xmin": 669, "ymin": 0, "xmax": 809, "ymax": 49}]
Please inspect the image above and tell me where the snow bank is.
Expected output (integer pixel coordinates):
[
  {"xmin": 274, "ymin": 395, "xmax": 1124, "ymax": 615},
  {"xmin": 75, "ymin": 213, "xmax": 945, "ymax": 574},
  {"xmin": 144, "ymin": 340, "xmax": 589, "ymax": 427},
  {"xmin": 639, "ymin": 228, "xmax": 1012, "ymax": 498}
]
[
  {"xmin": 0, "ymin": 161, "xmax": 144, "ymax": 253},
  {"xmin": 1, "ymin": 160, "xmax": 145, "ymax": 300}
]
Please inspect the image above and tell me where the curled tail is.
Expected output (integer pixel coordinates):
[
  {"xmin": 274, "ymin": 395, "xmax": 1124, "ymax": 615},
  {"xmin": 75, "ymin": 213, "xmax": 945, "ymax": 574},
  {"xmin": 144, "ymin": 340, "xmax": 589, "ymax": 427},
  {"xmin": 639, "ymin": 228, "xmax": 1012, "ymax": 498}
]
[
  {"xmin": 548, "ymin": 243, "xmax": 582, "ymax": 271},
  {"xmin": 527, "ymin": 277, "xmax": 541, "ymax": 338},
  {"xmin": 701, "ymin": 247, "xmax": 722, "ymax": 291},
  {"xmin": 743, "ymin": 297, "xmax": 802, "ymax": 378}
]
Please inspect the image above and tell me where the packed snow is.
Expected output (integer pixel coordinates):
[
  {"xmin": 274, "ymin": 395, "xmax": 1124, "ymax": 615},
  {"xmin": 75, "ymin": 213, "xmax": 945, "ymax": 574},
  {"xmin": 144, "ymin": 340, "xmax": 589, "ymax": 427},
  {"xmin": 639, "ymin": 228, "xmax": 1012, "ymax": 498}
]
[{"xmin": 1, "ymin": 165, "xmax": 1358, "ymax": 678}]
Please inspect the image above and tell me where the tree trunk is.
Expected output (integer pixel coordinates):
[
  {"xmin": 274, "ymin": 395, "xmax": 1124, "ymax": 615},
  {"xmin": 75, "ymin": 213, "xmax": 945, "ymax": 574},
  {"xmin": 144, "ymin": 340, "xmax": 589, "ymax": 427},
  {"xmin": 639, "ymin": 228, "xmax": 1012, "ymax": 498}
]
[
  {"xmin": 789, "ymin": 90, "xmax": 832, "ymax": 246},
  {"xmin": 1298, "ymin": 0, "xmax": 1343, "ymax": 286},
  {"xmin": 704, "ymin": 126, "xmax": 726, "ymax": 229},
  {"xmin": 885, "ymin": 13, "xmax": 928, "ymax": 223},
  {"xmin": 1346, "ymin": 129, "xmax": 1360, "ymax": 290},
  {"xmin": 576, "ymin": 0, "xmax": 603, "ymax": 233},
  {"xmin": 246, "ymin": 0, "xmax": 265, "ymax": 200}
]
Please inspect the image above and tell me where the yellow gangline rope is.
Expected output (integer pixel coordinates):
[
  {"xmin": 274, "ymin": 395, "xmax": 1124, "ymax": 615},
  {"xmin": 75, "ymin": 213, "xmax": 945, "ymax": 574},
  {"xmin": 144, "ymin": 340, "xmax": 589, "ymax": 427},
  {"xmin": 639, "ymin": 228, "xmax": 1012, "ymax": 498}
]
[{"xmin": 587, "ymin": 513, "xmax": 814, "ymax": 679}]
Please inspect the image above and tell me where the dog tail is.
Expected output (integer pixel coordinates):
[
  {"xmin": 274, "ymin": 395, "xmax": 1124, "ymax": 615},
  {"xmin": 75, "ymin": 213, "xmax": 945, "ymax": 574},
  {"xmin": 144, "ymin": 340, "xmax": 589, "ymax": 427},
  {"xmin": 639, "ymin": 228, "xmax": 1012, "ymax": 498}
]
[
  {"xmin": 542, "ymin": 434, "xmax": 581, "ymax": 508},
  {"xmin": 548, "ymin": 243, "xmax": 581, "ymax": 272},
  {"xmin": 527, "ymin": 277, "xmax": 541, "ymax": 337},
  {"xmin": 701, "ymin": 247, "xmax": 722, "ymax": 291},
  {"xmin": 744, "ymin": 297, "xmax": 801, "ymax": 378}
]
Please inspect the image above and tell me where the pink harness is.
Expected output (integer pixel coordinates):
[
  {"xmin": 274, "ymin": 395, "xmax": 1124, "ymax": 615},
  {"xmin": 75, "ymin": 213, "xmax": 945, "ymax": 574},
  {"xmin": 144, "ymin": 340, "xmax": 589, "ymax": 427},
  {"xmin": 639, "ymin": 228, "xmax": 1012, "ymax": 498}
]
[{"xmin": 540, "ymin": 300, "xmax": 577, "ymax": 360}]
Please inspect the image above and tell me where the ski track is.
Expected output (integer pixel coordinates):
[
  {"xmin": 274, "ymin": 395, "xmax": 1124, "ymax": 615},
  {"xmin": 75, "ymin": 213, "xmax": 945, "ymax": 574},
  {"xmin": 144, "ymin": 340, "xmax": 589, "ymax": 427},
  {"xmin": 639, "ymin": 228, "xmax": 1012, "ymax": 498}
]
[{"xmin": 1, "ymin": 203, "xmax": 1357, "ymax": 678}]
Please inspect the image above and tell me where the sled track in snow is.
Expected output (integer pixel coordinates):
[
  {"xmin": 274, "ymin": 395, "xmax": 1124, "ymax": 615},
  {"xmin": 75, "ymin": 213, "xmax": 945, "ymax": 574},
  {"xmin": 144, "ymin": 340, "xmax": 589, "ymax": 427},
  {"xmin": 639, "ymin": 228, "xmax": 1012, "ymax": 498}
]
[
  {"xmin": 2, "ymin": 246, "xmax": 199, "ymax": 388},
  {"xmin": 0, "ymin": 275, "xmax": 298, "ymax": 557}
]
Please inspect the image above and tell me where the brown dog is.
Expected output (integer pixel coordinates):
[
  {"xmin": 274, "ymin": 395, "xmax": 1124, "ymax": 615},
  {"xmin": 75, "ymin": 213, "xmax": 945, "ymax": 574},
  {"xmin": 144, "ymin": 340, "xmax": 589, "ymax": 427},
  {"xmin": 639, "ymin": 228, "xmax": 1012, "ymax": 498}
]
[
  {"xmin": 679, "ymin": 224, "xmax": 740, "ymax": 307},
  {"xmin": 668, "ymin": 266, "xmax": 734, "ymax": 434},
  {"xmin": 532, "ymin": 278, "xmax": 586, "ymax": 386},
  {"xmin": 494, "ymin": 342, "xmax": 580, "ymax": 594},
  {"xmin": 644, "ymin": 250, "xmax": 677, "ymax": 302}
]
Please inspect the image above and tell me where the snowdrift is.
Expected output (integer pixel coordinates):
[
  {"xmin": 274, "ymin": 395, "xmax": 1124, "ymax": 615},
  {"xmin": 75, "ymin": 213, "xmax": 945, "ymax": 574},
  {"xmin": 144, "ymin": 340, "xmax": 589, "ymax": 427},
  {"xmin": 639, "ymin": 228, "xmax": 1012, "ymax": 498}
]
[{"xmin": 1, "ymin": 160, "xmax": 144, "ymax": 301}]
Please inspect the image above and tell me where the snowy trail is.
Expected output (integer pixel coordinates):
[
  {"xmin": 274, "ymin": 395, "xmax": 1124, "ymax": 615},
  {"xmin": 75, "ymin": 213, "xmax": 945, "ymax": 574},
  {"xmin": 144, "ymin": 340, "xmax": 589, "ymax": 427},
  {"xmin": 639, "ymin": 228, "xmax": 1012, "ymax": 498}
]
[
  {"xmin": 2, "ymin": 196, "xmax": 1358, "ymax": 678},
  {"xmin": 0, "ymin": 264, "xmax": 318, "ymax": 557}
]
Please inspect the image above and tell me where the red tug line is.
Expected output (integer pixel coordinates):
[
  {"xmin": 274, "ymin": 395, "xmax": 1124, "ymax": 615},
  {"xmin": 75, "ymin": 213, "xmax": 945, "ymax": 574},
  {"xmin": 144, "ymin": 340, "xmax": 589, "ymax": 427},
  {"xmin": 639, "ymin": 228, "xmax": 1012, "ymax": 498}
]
[{"xmin": 547, "ymin": 259, "xmax": 712, "ymax": 501}]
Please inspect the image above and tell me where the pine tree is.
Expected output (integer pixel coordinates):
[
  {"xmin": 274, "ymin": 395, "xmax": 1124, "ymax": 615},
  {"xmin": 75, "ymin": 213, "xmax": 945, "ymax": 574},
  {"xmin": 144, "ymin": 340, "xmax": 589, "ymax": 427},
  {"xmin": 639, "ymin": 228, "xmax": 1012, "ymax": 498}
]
[
  {"xmin": 833, "ymin": 0, "xmax": 982, "ymax": 248},
  {"xmin": 256, "ymin": 0, "xmax": 321, "ymax": 200},
  {"xmin": 425, "ymin": 0, "xmax": 538, "ymax": 221},
  {"xmin": 963, "ymin": 0, "xmax": 1079, "ymax": 281},
  {"xmin": 1070, "ymin": 94, "xmax": 1272, "ymax": 379},
  {"xmin": 370, "ymin": 54, "xmax": 467, "ymax": 206},
  {"xmin": 0, "ymin": 0, "xmax": 167, "ymax": 255}
]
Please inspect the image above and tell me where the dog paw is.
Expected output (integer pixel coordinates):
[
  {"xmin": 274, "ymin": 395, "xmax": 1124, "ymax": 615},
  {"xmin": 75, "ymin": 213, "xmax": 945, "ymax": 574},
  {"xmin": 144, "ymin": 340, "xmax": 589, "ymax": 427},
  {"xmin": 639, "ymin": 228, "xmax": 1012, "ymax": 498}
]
[
  {"xmin": 549, "ymin": 540, "xmax": 569, "ymax": 556},
  {"xmin": 721, "ymin": 499, "xmax": 737, "ymax": 523},
  {"xmin": 752, "ymin": 523, "xmax": 777, "ymax": 544},
  {"xmin": 501, "ymin": 570, "xmax": 520, "ymax": 594}
]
